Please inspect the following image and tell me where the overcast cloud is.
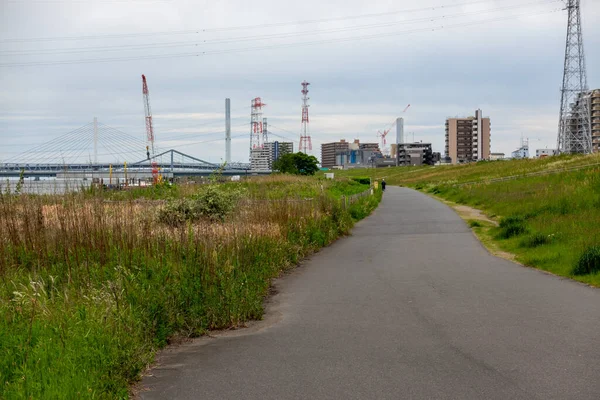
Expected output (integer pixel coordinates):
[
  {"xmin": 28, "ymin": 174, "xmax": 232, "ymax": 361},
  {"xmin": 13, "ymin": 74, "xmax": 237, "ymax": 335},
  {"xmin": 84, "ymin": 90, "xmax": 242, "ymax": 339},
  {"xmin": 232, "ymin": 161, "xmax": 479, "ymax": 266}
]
[{"xmin": 1, "ymin": 0, "xmax": 599, "ymax": 164}]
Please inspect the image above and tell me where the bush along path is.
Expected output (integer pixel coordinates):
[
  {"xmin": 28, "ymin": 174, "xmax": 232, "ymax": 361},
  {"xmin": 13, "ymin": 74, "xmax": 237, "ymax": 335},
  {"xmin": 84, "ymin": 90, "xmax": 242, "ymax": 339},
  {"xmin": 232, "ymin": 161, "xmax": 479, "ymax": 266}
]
[{"xmin": 0, "ymin": 175, "xmax": 382, "ymax": 399}]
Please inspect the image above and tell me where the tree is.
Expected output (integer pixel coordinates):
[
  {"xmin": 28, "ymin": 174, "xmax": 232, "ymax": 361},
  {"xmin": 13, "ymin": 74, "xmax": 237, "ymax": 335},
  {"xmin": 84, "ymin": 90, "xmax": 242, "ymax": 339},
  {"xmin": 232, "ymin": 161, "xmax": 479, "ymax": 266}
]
[{"xmin": 273, "ymin": 152, "xmax": 319, "ymax": 176}]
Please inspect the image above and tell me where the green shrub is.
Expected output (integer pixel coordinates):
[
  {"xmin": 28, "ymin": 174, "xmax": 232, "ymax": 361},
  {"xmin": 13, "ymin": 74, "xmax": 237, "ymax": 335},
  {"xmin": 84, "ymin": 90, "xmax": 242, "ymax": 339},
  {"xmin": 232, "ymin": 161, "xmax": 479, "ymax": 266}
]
[
  {"xmin": 156, "ymin": 198, "xmax": 197, "ymax": 226},
  {"xmin": 572, "ymin": 245, "xmax": 600, "ymax": 275},
  {"xmin": 157, "ymin": 185, "xmax": 244, "ymax": 225},
  {"xmin": 192, "ymin": 185, "xmax": 245, "ymax": 222},
  {"xmin": 520, "ymin": 232, "xmax": 552, "ymax": 248},
  {"xmin": 351, "ymin": 177, "xmax": 371, "ymax": 185},
  {"xmin": 497, "ymin": 216, "xmax": 528, "ymax": 239},
  {"xmin": 468, "ymin": 220, "xmax": 482, "ymax": 228}
]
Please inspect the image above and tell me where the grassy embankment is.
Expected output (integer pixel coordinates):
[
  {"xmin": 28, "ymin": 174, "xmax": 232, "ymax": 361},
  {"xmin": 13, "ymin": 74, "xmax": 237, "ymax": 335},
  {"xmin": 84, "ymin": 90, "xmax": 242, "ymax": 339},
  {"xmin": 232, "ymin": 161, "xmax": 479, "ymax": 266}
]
[
  {"xmin": 0, "ymin": 175, "xmax": 381, "ymax": 399},
  {"xmin": 336, "ymin": 154, "xmax": 600, "ymax": 287}
]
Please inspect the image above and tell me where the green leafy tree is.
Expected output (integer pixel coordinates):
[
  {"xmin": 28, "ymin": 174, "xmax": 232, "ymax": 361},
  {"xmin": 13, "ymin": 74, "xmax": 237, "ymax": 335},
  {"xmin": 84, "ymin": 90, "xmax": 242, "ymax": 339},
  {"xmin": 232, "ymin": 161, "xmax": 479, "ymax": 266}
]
[{"xmin": 273, "ymin": 152, "xmax": 319, "ymax": 175}]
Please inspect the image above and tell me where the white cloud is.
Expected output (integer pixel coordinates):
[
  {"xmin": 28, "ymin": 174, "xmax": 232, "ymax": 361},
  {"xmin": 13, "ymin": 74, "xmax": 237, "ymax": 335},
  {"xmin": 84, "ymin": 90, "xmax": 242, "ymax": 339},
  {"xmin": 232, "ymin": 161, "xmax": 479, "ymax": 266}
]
[{"xmin": 1, "ymin": 0, "xmax": 599, "ymax": 163}]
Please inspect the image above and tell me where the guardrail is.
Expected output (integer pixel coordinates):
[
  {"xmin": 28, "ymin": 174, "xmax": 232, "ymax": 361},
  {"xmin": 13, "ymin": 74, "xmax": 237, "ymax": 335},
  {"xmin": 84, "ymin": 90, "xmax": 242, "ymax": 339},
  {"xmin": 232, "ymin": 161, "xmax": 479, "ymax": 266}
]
[{"xmin": 341, "ymin": 188, "xmax": 374, "ymax": 209}]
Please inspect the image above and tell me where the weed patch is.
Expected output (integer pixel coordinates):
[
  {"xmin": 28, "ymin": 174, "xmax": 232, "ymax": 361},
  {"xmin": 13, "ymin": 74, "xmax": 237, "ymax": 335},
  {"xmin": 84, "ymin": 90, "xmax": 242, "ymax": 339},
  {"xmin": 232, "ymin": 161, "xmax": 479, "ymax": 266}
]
[
  {"xmin": 351, "ymin": 177, "xmax": 371, "ymax": 185},
  {"xmin": 497, "ymin": 216, "xmax": 528, "ymax": 239},
  {"xmin": 520, "ymin": 232, "xmax": 553, "ymax": 248},
  {"xmin": 572, "ymin": 246, "xmax": 600, "ymax": 276}
]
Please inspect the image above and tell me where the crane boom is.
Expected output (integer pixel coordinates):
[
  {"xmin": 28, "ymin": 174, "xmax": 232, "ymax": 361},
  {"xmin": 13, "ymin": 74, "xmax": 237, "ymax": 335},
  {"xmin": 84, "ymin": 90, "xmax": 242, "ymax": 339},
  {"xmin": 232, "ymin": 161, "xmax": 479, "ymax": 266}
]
[
  {"xmin": 377, "ymin": 104, "xmax": 410, "ymax": 157},
  {"xmin": 141, "ymin": 74, "xmax": 159, "ymax": 183},
  {"xmin": 142, "ymin": 74, "xmax": 155, "ymax": 159}
]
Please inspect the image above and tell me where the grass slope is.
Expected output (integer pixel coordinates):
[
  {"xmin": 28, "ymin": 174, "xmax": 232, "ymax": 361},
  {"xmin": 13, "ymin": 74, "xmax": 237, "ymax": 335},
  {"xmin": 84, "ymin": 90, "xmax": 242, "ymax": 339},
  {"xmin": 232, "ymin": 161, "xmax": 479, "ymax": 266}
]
[
  {"xmin": 0, "ymin": 175, "xmax": 381, "ymax": 399},
  {"xmin": 336, "ymin": 154, "xmax": 600, "ymax": 287}
]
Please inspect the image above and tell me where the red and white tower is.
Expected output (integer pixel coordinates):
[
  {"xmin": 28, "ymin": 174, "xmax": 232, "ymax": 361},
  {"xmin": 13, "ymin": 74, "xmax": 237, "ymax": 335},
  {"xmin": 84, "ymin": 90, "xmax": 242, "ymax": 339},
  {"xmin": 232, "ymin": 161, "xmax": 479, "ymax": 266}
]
[
  {"xmin": 250, "ymin": 97, "xmax": 266, "ymax": 152},
  {"xmin": 299, "ymin": 81, "xmax": 312, "ymax": 153}
]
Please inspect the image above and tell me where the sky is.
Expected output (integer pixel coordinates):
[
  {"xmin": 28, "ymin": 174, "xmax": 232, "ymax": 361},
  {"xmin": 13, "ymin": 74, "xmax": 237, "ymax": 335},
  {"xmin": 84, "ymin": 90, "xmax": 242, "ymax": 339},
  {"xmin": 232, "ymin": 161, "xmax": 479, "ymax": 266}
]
[{"xmin": 1, "ymin": 0, "xmax": 599, "ymax": 165}]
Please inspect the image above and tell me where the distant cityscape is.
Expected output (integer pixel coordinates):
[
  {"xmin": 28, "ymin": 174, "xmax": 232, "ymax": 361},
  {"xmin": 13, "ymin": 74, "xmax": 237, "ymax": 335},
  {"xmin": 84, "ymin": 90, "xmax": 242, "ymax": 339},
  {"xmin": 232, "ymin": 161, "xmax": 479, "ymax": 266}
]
[{"xmin": 301, "ymin": 88, "xmax": 600, "ymax": 171}]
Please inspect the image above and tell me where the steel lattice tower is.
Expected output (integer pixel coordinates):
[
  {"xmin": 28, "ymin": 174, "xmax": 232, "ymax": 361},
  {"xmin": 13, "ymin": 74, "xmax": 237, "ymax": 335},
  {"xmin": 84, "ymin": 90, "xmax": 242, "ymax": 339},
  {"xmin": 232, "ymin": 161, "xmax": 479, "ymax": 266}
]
[
  {"xmin": 250, "ymin": 97, "xmax": 266, "ymax": 152},
  {"xmin": 299, "ymin": 81, "xmax": 312, "ymax": 153},
  {"xmin": 262, "ymin": 117, "xmax": 268, "ymax": 144},
  {"xmin": 557, "ymin": 0, "xmax": 591, "ymax": 154}
]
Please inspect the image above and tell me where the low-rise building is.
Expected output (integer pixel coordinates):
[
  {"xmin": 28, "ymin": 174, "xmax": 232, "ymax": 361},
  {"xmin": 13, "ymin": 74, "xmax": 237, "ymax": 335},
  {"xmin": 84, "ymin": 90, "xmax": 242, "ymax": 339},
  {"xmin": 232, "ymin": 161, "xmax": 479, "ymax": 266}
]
[
  {"xmin": 511, "ymin": 138, "xmax": 530, "ymax": 159},
  {"xmin": 536, "ymin": 149, "xmax": 558, "ymax": 158},
  {"xmin": 398, "ymin": 142, "xmax": 435, "ymax": 166},
  {"xmin": 490, "ymin": 152, "xmax": 506, "ymax": 161},
  {"xmin": 322, "ymin": 139, "xmax": 381, "ymax": 169}
]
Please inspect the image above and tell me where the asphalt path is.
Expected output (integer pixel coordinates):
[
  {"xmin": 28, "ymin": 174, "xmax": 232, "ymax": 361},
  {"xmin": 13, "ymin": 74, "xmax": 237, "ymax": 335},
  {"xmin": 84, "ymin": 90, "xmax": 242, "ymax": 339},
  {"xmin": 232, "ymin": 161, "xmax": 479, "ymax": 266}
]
[{"xmin": 140, "ymin": 187, "xmax": 600, "ymax": 400}]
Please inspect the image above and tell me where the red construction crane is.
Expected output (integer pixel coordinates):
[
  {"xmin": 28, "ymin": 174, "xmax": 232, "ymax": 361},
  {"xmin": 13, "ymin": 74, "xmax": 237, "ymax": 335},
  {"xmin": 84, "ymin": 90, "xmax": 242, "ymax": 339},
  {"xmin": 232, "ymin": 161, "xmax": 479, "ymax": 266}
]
[
  {"xmin": 377, "ymin": 104, "xmax": 411, "ymax": 156},
  {"xmin": 378, "ymin": 128, "xmax": 392, "ymax": 150},
  {"xmin": 142, "ymin": 74, "xmax": 159, "ymax": 183}
]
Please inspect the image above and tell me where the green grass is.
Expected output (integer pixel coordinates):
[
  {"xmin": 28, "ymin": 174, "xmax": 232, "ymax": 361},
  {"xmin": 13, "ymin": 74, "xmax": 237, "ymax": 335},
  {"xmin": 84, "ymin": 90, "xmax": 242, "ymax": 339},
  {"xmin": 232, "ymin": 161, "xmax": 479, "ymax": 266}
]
[
  {"xmin": 0, "ymin": 175, "xmax": 380, "ymax": 399},
  {"xmin": 338, "ymin": 153, "xmax": 600, "ymax": 287},
  {"xmin": 326, "ymin": 179, "xmax": 371, "ymax": 198}
]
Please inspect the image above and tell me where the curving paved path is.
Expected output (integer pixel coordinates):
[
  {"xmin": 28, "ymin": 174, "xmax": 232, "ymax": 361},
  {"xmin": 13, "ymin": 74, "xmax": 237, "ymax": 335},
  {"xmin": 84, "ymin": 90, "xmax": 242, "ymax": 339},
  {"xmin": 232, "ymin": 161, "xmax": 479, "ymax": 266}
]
[{"xmin": 140, "ymin": 187, "xmax": 600, "ymax": 400}]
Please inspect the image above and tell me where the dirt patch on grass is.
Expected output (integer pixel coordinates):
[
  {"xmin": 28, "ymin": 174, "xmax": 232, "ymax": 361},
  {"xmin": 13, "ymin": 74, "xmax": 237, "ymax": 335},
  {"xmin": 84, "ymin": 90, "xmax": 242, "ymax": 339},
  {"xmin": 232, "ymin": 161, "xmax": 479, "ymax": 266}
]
[
  {"xmin": 452, "ymin": 204, "xmax": 498, "ymax": 226},
  {"xmin": 427, "ymin": 195, "xmax": 498, "ymax": 226}
]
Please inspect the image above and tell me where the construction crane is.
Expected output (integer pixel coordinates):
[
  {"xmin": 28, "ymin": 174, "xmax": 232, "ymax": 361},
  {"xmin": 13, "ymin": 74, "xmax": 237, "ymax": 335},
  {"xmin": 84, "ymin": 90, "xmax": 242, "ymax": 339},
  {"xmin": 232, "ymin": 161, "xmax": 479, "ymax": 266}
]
[
  {"xmin": 377, "ymin": 104, "xmax": 411, "ymax": 156},
  {"xmin": 141, "ymin": 74, "xmax": 159, "ymax": 184},
  {"xmin": 377, "ymin": 128, "xmax": 392, "ymax": 156}
]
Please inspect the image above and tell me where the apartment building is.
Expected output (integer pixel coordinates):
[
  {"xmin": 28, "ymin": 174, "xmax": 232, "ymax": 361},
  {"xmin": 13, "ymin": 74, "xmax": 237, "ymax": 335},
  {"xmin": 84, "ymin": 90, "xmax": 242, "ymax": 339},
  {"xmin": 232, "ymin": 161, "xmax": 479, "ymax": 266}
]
[
  {"xmin": 321, "ymin": 140, "xmax": 350, "ymax": 168},
  {"xmin": 445, "ymin": 109, "xmax": 491, "ymax": 164},
  {"xmin": 397, "ymin": 143, "xmax": 435, "ymax": 166},
  {"xmin": 250, "ymin": 141, "xmax": 293, "ymax": 171},
  {"xmin": 265, "ymin": 141, "xmax": 293, "ymax": 169},
  {"xmin": 250, "ymin": 147, "xmax": 271, "ymax": 172}
]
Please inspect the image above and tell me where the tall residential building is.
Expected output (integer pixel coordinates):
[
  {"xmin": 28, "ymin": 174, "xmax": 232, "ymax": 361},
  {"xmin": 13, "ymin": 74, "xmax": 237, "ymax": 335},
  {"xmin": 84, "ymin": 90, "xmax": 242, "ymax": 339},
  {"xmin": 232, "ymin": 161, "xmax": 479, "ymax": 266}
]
[
  {"xmin": 592, "ymin": 89, "xmax": 600, "ymax": 153},
  {"xmin": 250, "ymin": 147, "xmax": 270, "ymax": 172},
  {"xmin": 266, "ymin": 141, "xmax": 293, "ymax": 169},
  {"xmin": 445, "ymin": 109, "xmax": 491, "ymax": 164},
  {"xmin": 321, "ymin": 140, "xmax": 350, "ymax": 168},
  {"xmin": 250, "ymin": 141, "xmax": 293, "ymax": 171}
]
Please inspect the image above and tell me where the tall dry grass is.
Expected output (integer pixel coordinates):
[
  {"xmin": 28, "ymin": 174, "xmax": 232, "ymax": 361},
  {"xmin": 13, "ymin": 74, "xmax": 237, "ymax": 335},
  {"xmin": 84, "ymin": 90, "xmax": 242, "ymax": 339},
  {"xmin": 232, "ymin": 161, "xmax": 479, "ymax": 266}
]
[{"xmin": 0, "ymin": 177, "xmax": 377, "ymax": 398}]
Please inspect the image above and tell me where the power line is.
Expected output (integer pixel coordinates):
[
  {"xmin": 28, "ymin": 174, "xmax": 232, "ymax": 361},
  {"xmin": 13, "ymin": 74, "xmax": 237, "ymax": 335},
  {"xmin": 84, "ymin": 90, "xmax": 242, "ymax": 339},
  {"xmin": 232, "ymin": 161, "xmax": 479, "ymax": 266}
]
[
  {"xmin": 0, "ymin": 0, "xmax": 559, "ymax": 56},
  {"xmin": 0, "ymin": 0, "xmax": 524, "ymax": 44},
  {"xmin": 0, "ymin": 8, "xmax": 562, "ymax": 68}
]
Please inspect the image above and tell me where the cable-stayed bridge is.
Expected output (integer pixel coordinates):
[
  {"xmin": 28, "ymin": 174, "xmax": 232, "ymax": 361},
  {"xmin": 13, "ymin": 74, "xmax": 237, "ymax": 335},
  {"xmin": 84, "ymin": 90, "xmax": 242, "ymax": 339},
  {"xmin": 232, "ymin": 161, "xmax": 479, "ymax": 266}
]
[{"xmin": 1, "ymin": 121, "xmax": 251, "ymax": 178}]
